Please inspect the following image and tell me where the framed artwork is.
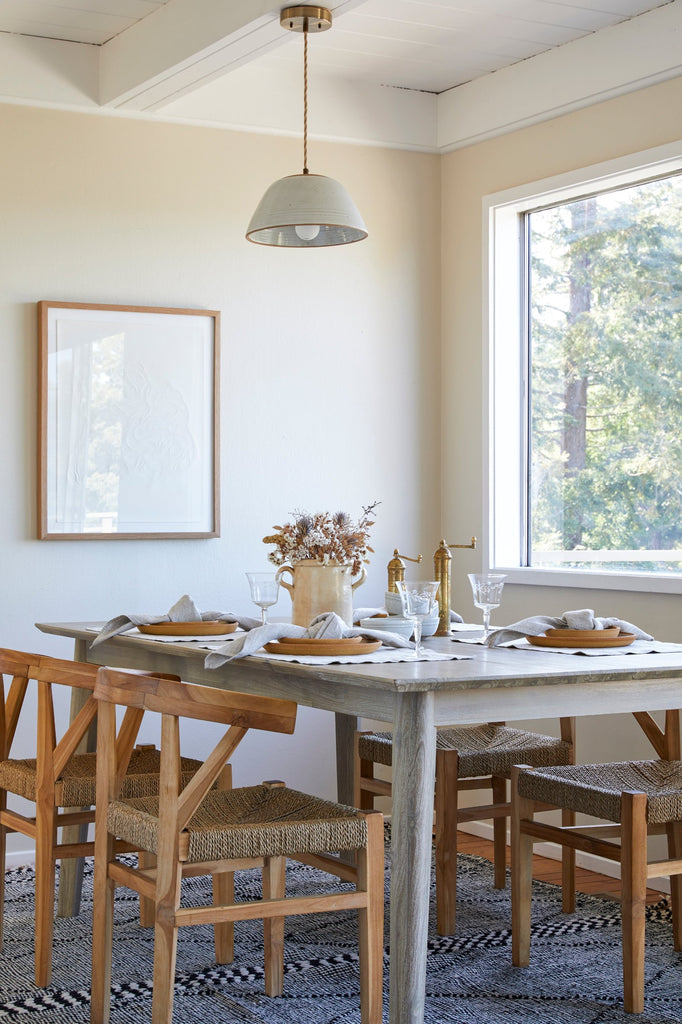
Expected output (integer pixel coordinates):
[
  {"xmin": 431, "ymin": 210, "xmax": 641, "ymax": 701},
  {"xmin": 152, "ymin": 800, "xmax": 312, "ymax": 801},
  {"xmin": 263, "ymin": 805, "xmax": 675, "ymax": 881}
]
[{"xmin": 38, "ymin": 301, "xmax": 220, "ymax": 539}]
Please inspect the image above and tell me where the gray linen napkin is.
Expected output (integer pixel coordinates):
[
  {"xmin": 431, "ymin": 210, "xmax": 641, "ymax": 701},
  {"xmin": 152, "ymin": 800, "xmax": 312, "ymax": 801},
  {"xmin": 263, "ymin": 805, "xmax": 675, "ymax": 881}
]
[
  {"xmin": 205, "ymin": 611, "xmax": 414, "ymax": 667},
  {"xmin": 92, "ymin": 594, "xmax": 259, "ymax": 647},
  {"xmin": 486, "ymin": 607, "xmax": 653, "ymax": 647}
]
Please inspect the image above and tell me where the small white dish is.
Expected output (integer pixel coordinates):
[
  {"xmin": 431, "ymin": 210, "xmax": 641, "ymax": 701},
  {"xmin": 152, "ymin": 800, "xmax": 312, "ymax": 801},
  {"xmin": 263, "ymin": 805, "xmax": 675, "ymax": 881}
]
[{"xmin": 360, "ymin": 616, "xmax": 414, "ymax": 640}]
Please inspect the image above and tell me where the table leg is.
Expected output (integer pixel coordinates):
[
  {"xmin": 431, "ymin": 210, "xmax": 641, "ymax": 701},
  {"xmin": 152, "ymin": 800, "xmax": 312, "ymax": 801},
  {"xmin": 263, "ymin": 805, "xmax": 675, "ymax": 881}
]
[
  {"xmin": 335, "ymin": 712, "xmax": 359, "ymax": 806},
  {"xmin": 389, "ymin": 691, "xmax": 436, "ymax": 1024},
  {"xmin": 56, "ymin": 638, "xmax": 96, "ymax": 918}
]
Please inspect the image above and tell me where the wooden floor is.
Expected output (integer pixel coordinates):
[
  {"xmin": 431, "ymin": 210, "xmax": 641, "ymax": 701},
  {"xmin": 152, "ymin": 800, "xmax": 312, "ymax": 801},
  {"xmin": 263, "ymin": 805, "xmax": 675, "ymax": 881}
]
[{"xmin": 458, "ymin": 830, "xmax": 666, "ymax": 905}]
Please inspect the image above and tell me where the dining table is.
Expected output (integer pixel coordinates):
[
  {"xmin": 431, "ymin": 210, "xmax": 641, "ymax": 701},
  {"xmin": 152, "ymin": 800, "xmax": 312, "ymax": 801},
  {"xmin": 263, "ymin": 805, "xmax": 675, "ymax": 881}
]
[{"xmin": 36, "ymin": 620, "xmax": 682, "ymax": 1024}]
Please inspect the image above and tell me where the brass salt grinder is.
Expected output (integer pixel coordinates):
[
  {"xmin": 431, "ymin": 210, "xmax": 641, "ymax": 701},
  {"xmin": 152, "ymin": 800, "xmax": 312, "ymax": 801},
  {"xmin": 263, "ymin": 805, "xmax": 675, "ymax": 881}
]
[
  {"xmin": 386, "ymin": 549, "xmax": 422, "ymax": 592},
  {"xmin": 434, "ymin": 537, "xmax": 477, "ymax": 635}
]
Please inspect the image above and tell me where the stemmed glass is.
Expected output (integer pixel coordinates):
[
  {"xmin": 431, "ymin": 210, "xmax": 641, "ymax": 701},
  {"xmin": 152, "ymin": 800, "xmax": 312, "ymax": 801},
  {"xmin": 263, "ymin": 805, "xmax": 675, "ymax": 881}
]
[
  {"xmin": 246, "ymin": 572, "xmax": 280, "ymax": 625},
  {"xmin": 395, "ymin": 580, "xmax": 440, "ymax": 658},
  {"xmin": 467, "ymin": 573, "xmax": 506, "ymax": 641}
]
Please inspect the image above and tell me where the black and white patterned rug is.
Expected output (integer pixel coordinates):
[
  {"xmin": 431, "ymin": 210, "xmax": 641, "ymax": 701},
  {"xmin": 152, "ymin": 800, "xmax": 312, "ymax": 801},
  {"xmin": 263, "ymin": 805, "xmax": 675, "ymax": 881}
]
[{"xmin": 1, "ymin": 836, "xmax": 681, "ymax": 1023}]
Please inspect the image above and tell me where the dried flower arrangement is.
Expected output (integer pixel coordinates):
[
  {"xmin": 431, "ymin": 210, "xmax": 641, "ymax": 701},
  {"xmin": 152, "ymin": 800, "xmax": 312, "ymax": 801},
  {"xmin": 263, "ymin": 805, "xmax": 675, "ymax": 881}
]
[{"xmin": 263, "ymin": 502, "xmax": 379, "ymax": 577}]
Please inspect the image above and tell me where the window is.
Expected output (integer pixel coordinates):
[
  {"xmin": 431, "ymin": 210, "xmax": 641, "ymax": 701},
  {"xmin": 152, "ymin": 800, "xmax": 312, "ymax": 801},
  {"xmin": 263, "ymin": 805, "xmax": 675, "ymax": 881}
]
[{"xmin": 486, "ymin": 142, "xmax": 682, "ymax": 592}]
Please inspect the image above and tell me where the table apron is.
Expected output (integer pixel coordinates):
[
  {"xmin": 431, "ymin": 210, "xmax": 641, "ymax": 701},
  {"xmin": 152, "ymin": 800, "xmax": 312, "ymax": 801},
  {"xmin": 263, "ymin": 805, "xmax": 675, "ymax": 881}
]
[
  {"xmin": 432, "ymin": 676, "xmax": 682, "ymax": 725},
  {"xmin": 80, "ymin": 638, "xmax": 397, "ymax": 721}
]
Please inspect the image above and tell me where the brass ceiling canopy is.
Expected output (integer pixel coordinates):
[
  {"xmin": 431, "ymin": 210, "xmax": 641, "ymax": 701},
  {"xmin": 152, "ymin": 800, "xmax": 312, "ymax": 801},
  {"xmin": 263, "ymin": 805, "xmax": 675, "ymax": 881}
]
[
  {"xmin": 245, "ymin": 4, "xmax": 367, "ymax": 248},
  {"xmin": 280, "ymin": 6, "xmax": 332, "ymax": 33}
]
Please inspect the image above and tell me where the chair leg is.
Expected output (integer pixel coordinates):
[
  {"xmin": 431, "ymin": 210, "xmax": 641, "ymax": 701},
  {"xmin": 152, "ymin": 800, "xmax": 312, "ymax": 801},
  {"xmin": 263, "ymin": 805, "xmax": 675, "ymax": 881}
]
[
  {"xmin": 666, "ymin": 820, "xmax": 682, "ymax": 952},
  {"xmin": 213, "ymin": 870, "xmax": 235, "ymax": 964},
  {"xmin": 357, "ymin": 812, "xmax": 384, "ymax": 1024},
  {"xmin": 511, "ymin": 766, "xmax": 535, "ymax": 968},
  {"xmin": 435, "ymin": 749, "xmax": 459, "ymax": 935},
  {"xmin": 262, "ymin": 856, "xmax": 286, "ymax": 997},
  {"xmin": 213, "ymin": 763, "xmax": 234, "ymax": 963},
  {"xmin": 152, "ymin": 859, "xmax": 182, "ymax": 1024},
  {"xmin": 34, "ymin": 797, "xmax": 57, "ymax": 986},
  {"xmin": 621, "ymin": 791, "xmax": 648, "ymax": 1014},
  {"xmin": 138, "ymin": 851, "xmax": 157, "ymax": 927},
  {"xmin": 90, "ymin": 832, "xmax": 116, "ymax": 1024},
  {"xmin": 561, "ymin": 806, "xmax": 576, "ymax": 914},
  {"xmin": 492, "ymin": 775, "xmax": 507, "ymax": 889},
  {"xmin": 0, "ymin": 794, "xmax": 7, "ymax": 952}
]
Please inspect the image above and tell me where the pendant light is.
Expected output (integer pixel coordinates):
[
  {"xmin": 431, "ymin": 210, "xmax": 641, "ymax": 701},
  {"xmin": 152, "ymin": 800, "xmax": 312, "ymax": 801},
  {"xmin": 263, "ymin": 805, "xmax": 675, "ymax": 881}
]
[{"xmin": 246, "ymin": 5, "xmax": 368, "ymax": 248}]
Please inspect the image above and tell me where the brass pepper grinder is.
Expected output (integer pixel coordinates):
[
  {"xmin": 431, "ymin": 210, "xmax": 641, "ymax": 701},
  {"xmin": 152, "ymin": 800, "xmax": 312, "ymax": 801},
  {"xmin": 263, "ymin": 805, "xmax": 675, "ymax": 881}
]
[
  {"xmin": 433, "ymin": 537, "xmax": 477, "ymax": 635},
  {"xmin": 386, "ymin": 549, "xmax": 422, "ymax": 592}
]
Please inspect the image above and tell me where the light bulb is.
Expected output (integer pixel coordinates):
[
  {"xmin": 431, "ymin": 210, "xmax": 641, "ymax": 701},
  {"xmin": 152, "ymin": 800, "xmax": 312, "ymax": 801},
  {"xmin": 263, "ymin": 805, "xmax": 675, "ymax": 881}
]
[{"xmin": 294, "ymin": 224, "xmax": 321, "ymax": 241}]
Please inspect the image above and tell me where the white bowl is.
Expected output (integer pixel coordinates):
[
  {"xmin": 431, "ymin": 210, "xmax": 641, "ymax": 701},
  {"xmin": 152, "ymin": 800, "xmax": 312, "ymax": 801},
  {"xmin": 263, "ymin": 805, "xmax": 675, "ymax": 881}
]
[
  {"xmin": 384, "ymin": 591, "xmax": 405, "ymax": 616},
  {"xmin": 384, "ymin": 592, "xmax": 440, "ymax": 636},
  {"xmin": 360, "ymin": 616, "xmax": 414, "ymax": 640},
  {"xmin": 420, "ymin": 614, "xmax": 439, "ymax": 637}
]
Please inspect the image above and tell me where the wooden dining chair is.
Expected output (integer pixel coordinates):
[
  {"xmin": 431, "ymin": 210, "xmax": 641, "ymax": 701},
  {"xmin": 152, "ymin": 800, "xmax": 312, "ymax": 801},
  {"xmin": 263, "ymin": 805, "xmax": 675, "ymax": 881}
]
[
  {"xmin": 511, "ymin": 722, "xmax": 682, "ymax": 1013},
  {"xmin": 90, "ymin": 666, "xmax": 384, "ymax": 1024},
  {"xmin": 355, "ymin": 719, "xmax": 576, "ymax": 934},
  {"xmin": 0, "ymin": 648, "xmax": 207, "ymax": 987}
]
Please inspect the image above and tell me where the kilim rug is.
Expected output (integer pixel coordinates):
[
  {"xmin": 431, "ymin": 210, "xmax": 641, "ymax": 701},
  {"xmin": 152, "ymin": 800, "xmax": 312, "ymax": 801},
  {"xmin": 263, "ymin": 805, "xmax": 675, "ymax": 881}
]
[{"xmin": 0, "ymin": 835, "xmax": 681, "ymax": 1024}]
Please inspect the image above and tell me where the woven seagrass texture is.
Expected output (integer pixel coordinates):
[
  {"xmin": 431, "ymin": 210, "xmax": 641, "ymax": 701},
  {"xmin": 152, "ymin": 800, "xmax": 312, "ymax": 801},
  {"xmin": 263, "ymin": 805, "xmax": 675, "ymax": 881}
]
[
  {"xmin": 518, "ymin": 759, "xmax": 682, "ymax": 824},
  {"xmin": 359, "ymin": 724, "xmax": 571, "ymax": 777},
  {"xmin": 107, "ymin": 784, "xmax": 369, "ymax": 861},
  {"xmin": 0, "ymin": 843, "xmax": 679, "ymax": 1024},
  {"xmin": 0, "ymin": 748, "xmax": 203, "ymax": 806}
]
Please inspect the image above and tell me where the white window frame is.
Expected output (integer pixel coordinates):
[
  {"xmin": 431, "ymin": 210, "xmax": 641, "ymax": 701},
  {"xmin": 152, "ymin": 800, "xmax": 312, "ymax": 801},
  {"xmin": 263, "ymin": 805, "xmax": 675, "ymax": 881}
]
[{"xmin": 484, "ymin": 140, "xmax": 682, "ymax": 595}]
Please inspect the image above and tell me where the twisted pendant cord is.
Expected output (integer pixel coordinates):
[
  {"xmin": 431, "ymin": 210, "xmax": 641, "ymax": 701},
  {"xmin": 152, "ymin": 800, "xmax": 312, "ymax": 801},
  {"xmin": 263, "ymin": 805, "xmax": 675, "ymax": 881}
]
[{"xmin": 303, "ymin": 28, "xmax": 309, "ymax": 173}]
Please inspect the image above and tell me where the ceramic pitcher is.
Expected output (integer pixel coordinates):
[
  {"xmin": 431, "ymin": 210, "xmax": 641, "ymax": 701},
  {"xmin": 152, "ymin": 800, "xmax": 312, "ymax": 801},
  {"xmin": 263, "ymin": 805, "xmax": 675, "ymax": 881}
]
[{"xmin": 276, "ymin": 559, "xmax": 367, "ymax": 627}]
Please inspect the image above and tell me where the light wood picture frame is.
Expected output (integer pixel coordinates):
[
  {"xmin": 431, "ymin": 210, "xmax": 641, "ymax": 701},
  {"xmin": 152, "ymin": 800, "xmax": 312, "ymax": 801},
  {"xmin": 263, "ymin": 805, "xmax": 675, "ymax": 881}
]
[{"xmin": 38, "ymin": 301, "xmax": 220, "ymax": 540}]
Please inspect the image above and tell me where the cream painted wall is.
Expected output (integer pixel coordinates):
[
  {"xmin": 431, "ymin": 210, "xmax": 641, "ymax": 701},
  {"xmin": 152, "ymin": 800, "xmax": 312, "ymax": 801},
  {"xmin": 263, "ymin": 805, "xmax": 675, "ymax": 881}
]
[
  {"xmin": 442, "ymin": 75, "xmax": 682, "ymax": 772},
  {"xmin": 0, "ymin": 103, "xmax": 441, "ymax": 860}
]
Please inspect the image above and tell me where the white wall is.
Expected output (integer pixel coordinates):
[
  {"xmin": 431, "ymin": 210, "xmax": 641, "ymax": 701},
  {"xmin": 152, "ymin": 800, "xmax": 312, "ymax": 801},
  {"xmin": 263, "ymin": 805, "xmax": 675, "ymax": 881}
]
[{"xmin": 0, "ymin": 103, "xmax": 441, "ymax": 860}]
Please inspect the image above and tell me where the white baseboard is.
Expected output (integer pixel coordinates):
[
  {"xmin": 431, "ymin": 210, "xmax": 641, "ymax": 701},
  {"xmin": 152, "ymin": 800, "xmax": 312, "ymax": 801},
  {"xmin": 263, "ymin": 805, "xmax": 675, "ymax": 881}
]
[
  {"xmin": 459, "ymin": 821, "xmax": 671, "ymax": 894},
  {"xmin": 6, "ymin": 849, "xmax": 35, "ymax": 869}
]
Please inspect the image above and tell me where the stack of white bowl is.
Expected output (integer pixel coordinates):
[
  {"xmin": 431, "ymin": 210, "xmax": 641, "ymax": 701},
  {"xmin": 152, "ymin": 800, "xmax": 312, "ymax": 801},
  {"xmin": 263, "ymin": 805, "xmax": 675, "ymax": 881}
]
[{"xmin": 359, "ymin": 591, "xmax": 439, "ymax": 639}]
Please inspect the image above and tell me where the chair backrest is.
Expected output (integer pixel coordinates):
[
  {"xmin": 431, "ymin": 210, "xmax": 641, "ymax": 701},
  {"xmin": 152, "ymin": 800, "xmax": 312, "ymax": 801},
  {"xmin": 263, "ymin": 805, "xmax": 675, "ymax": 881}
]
[
  {"xmin": 94, "ymin": 667, "xmax": 297, "ymax": 733},
  {"xmin": 0, "ymin": 649, "xmax": 100, "ymax": 790},
  {"xmin": 94, "ymin": 668, "xmax": 298, "ymax": 831}
]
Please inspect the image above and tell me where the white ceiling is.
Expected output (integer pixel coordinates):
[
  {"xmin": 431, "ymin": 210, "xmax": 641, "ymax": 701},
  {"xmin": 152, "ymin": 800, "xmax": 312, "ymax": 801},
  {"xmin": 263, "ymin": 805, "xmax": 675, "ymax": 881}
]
[
  {"xmin": 0, "ymin": 0, "xmax": 680, "ymax": 153},
  {"xmin": 0, "ymin": 0, "xmax": 673, "ymax": 94}
]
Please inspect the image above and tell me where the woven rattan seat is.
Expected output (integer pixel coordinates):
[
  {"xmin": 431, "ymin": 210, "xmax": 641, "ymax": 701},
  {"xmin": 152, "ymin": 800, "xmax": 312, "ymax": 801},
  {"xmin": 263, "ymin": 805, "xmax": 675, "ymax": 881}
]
[
  {"xmin": 358, "ymin": 725, "xmax": 571, "ymax": 778},
  {"xmin": 511, "ymin": 728, "xmax": 682, "ymax": 1014},
  {"xmin": 0, "ymin": 749, "xmax": 202, "ymax": 807},
  {"xmin": 91, "ymin": 667, "xmax": 384, "ymax": 1024},
  {"xmin": 108, "ymin": 784, "xmax": 369, "ymax": 862},
  {"xmin": 517, "ymin": 759, "xmax": 682, "ymax": 825},
  {"xmin": 356, "ymin": 718, "xmax": 575, "ymax": 935}
]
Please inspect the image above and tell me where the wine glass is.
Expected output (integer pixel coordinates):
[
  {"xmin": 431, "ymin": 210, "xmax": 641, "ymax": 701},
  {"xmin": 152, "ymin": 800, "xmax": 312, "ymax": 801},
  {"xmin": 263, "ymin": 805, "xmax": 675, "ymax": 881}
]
[
  {"xmin": 395, "ymin": 580, "xmax": 440, "ymax": 658},
  {"xmin": 246, "ymin": 572, "xmax": 280, "ymax": 625},
  {"xmin": 467, "ymin": 573, "xmax": 507, "ymax": 641}
]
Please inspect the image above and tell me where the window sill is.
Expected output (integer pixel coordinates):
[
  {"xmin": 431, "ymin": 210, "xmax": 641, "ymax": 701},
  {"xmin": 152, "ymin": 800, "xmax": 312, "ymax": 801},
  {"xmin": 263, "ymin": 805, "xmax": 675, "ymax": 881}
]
[{"xmin": 491, "ymin": 565, "xmax": 682, "ymax": 595}]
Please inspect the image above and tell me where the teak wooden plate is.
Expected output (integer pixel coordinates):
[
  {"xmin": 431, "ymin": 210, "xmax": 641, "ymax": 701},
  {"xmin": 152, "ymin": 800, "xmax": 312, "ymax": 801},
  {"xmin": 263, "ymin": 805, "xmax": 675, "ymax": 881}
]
[
  {"xmin": 545, "ymin": 627, "xmax": 620, "ymax": 640},
  {"xmin": 526, "ymin": 632, "xmax": 636, "ymax": 649},
  {"xmin": 138, "ymin": 621, "xmax": 238, "ymax": 636},
  {"xmin": 263, "ymin": 637, "xmax": 382, "ymax": 657},
  {"xmin": 275, "ymin": 636, "xmax": 364, "ymax": 649}
]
